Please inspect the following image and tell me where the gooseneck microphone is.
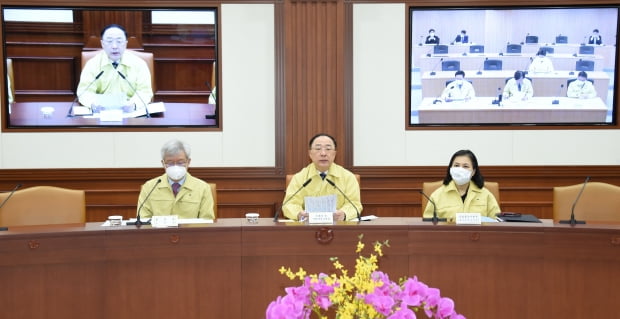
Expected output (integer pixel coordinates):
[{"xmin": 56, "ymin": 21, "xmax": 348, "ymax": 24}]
[
  {"xmin": 127, "ymin": 179, "xmax": 162, "ymax": 226},
  {"xmin": 429, "ymin": 58, "xmax": 444, "ymax": 76},
  {"xmin": 0, "ymin": 184, "xmax": 23, "ymax": 231},
  {"xmin": 117, "ymin": 70, "xmax": 150, "ymax": 118},
  {"xmin": 419, "ymin": 190, "xmax": 446, "ymax": 224},
  {"xmin": 325, "ymin": 178, "xmax": 361, "ymax": 222},
  {"xmin": 68, "ymin": 70, "xmax": 104, "ymax": 117},
  {"xmin": 476, "ymin": 57, "xmax": 488, "ymax": 75},
  {"xmin": 560, "ymin": 176, "xmax": 589, "ymax": 226},
  {"xmin": 274, "ymin": 178, "xmax": 312, "ymax": 222},
  {"xmin": 552, "ymin": 84, "xmax": 564, "ymax": 105}
]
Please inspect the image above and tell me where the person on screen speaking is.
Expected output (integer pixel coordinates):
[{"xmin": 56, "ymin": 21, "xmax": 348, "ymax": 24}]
[
  {"xmin": 425, "ymin": 29, "xmax": 440, "ymax": 45},
  {"xmin": 440, "ymin": 70, "xmax": 475, "ymax": 102},
  {"xmin": 454, "ymin": 30, "xmax": 469, "ymax": 44},
  {"xmin": 567, "ymin": 71, "xmax": 597, "ymax": 99},
  {"xmin": 422, "ymin": 149, "xmax": 500, "ymax": 222},
  {"xmin": 282, "ymin": 133, "xmax": 362, "ymax": 222},
  {"xmin": 76, "ymin": 24, "xmax": 153, "ymax": 113},
  {"xmin": 587, "ymin": 29, "xmax": 602, "ymax": 45},
  {"xmin": 528, "ymin": 49, "xmax": 554, "ymax": 74},
  {"xmin": 137, "ymin": 139, "xmax": 215, "ymax": 220},
  {"xmin": 503, "ymin": 70, "xmax": 533, "ymax": 101}
]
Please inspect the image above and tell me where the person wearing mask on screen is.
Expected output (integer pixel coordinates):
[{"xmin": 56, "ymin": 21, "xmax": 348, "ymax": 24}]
[
  {"xmin": 77, "ymin": 24, "xmax": 153, "ymax": 113},
  {"xmin": 454, "ymin": 30, "xmax": 469, "ymax": 44},
  {"xmin": 282, "ymin": 133, "xmax": 362, "ymax": 222},
  {"xmin": 425, "ymin": 29, "xmax": 440, "ymax": 45},
  {"xmin": 440, "ymin": 70, "xmax": 475, "ymax": 102},
  {"xmin": 567, "ymin": 71, "xmax": 597, "ymax": 99},
  {"xmin": 137, "ymin": 139, "xmax": 214, "ymax": 220},
  {"xmin": 503, "ymin": 70, "xmax": 533, "ymax": 101},
  {"xmin": 587, "ymin": 29, "xmax": 602, "ymax": 45},
  {"xmin": 422, "ymin": 149, "xmax": 500, "ymax": 221},
  {"xmin": 528, "ymin": 49, "xmax": 554, "ymax": 74}
]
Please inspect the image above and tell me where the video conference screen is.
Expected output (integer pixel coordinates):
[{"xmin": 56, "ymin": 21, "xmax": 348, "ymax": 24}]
[
  {"xmin": 409, "ymin": 6, "xmax": 618, "ymax": 127},
  {"xmin": 2, "ymin": 6, "xmax": 218, "ymax": 129}
]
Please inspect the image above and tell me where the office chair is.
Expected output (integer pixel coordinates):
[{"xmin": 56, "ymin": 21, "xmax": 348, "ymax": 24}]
[
  {"xmin": 555, "ymin": 35, "xmax": 568, "ymax": 44},
  {"xmin": 505, "ymin": 77, "xmax": 533, "ymax": 84},
  {"xmin": 553, "ymin": 182, "xmax": 620, "ymax": 222},
  {"xmin": 285, "ymin": 174, "xmax": 360, "ymax": 188},
  {"xmin": 208, "ymin": 183, "xmax": 217, "ymax": 219},
  {"xmin": 575, "ymin": 60, "xmax": 595, "ymax": 71},
  {"xmin": 6, "ymin": 58, "xmax": 14, "ymax": 103},
  {"xmin": 445, "ymin": 80, "xmax": 472, "ymax": 87},
  {"xmin": 567, "ymin": 78, "xmax": 594, "ymax": 89},
  {"xmin": 525, "ymin": 35, "xmax": 538, "ymax": 44},
  {"xmin": 483, "ymin": 59, "xmax": 503, "ymax": 71},
  {"xmin": 421, "ymin": 180, "xmax": 500, "ymax": 212},
  {"xmin": 433, "ymin": 45, "xmax": 449, "ymax": 55},
  {"xmin": 81, "ymin": 49, "xmax": 156, "ymax": 93},
  {"xmin": 441, "ymin": 60, "xmax": 460, "ymax": 71},
  {"xmin": 506, "ymin": 44, "xmax": 522, "ymax": 54},
  {"xmin": 469, "ymin": 45, "xmax": 484, "ymax": 54},
  {"xmin": 578, "ymin": 45, "xmax": 595, "ymax": 55},
  {"xmin": 0, "ymin": 186, "xmax": 85, "ymax": 227},
  {"xmin": 540, "ymin": 46, "xmax": 554, "ymax": 55}
]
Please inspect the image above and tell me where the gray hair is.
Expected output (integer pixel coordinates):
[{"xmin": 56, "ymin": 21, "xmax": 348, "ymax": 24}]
[{"xmin": 160, "ymin": 139, "xmax": 191, "ymax": 159}]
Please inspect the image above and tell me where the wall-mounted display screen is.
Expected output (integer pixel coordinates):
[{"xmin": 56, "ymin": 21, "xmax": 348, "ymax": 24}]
[
  {"xmin": 409, "ymin": 6, "xmax": 618, "ymax": 127},
  {"xmin": 2, "ymin": 6, "xmax": 218, "ymax": 130}
]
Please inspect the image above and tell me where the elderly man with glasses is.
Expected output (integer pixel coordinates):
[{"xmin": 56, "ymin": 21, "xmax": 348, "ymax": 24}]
[
  {"xmin": 136, "ymin": 139, "xmax": 214, "ymax": 220},
  {"xmin": 282, "ymin": 133, "xmax": 362, "ymax": 222}
]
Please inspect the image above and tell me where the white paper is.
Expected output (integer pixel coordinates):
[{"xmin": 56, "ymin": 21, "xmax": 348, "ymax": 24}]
[{"xmin": 304, "ymin": 194, "xmax": 337, "ymax": 213}]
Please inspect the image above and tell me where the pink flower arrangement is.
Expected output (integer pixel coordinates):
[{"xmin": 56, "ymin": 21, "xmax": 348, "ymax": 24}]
[{"xmin": 266, "ymin": 235, "xmax": 465, "ymax": 319}]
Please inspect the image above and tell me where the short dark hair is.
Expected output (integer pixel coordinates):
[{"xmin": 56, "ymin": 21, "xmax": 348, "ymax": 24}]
[
  {"xmin": 536, "ymin": 49, "xmax": 547, "ymax": 56},
  {"xmin": 578, "ymin": 71, "xmax": 588, "ymax": 79},
  {"xmin": 593, "ymin": 29, "xmax": 599, "ymax": 33},
  {"xmin": 455, "ymin": 70, "xmax": 465, "ymax": 77},
  {"xmin": 443, "ymin": 149, "xmax": 485, "ymax": 188},
  {"xmin": 514, "ymin": 70, "xmax": 525, "ymax": 80},
  {"xmin": 101, "ymin": 24, "xmax": 127, "ymax": 38},
  {"xmin": 308, "ymin": 133, "xmax": 337, "ymax": 149},
  {"xmin": 429, "ymin": 28, "xmax": 435, "ymax": 33},
  {"xmin": 461, "ymin": 30, "xmax": 466, "ymax": 34}
]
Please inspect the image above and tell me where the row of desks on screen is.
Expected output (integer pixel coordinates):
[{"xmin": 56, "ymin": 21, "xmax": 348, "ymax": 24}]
[
  {"xmin": 421, "ymin": 70, "xmax": 610, "ymax": 103},
  {"xmin": 416, "ymin": 53, "xmax": 605, "ymax": 72},
  {"xmin": 412, "ymin": 43, "xmax": 615, "ymax": 69},
  {"xmin": 416, "ymin": 96, "xmax": 607, "ymax": 124},
  {"xmin": 8, "ymin": 102, "xmax": 217, "ymax": 127}
]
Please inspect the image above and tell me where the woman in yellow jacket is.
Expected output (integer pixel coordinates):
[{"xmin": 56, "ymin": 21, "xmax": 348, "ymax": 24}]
[{"xmin": 423, "ymin": 149, "xmax": 500, "ymax": 221}]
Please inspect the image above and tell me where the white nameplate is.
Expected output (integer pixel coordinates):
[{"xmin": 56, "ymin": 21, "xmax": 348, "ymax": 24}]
[
  {"xmin": 151, "ymin": 215, "xmax": 179, "ymax": 228},
  {"xmin": 99, "ymin": 109, "xmax": 123, "ymax": 122},
  {"xmin": 455, "ymin": 212, "xmax": 482, "ymax": 225},
  {"xmin": 308, "ymin": 212, "xmax": 334, "ymax": 224}
]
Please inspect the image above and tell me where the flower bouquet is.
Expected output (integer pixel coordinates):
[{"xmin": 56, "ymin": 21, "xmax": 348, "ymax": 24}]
[{"xmin": 266, "ymin": 234, "xmax": 465, "ymax": 319}]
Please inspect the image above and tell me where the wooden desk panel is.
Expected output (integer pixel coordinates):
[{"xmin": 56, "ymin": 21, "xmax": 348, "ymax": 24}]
[{"xmin": 1, "ymin": 218, "xmax": 619, "ymax": 319}]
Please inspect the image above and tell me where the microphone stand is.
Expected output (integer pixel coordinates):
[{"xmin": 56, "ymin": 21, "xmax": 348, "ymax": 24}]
[
  {"xmin": 552, "ymin": 84, "xmax": 564, "ymax": 104},
  {"xmin": 429, "ymin": 58, "xmax": 443, "ymax": 76},
  {"xmin": 127, "ymin": 179, "xmax": 162, "ymax": 227},
  {"xmin": 68, "ymin": 70, "xmax": 104, "ymax": 117},
  {"xmin": 0, "ymin": 184, "xmax": 22, "ymax": 231},
  {"xmin": 274, "ymin": 178, "xmax": 312, "ymax": 222},
  {"xmin": 117, "ymin": 70, "xmax": 150, "ymax": 118},
  {"xmin": 559, "ymin": 176, "xmax": 590, "ymax": 226},
  {"xmin": 325, "ymin": 178, "xmax": 361, "ymax": 222},
  {"xmin": 476, "ymin": 57, "xmax": 488, "ymax": 75},
  {"xmin": 420, "ymin": 190, "xmax": 446, "ymax": 225}
]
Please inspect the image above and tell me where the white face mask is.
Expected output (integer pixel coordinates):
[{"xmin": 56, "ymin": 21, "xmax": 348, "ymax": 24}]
[
  {"xmin": 454, "ymin": 79, "xmax": 464, "ymax": 86},
  {"xmin": 450, "ymin": 167, "xmax": 473, "ymax": 186},
  {"xmin": 166, "ymin": 165, "xmax": 187, "ymax": 181}
]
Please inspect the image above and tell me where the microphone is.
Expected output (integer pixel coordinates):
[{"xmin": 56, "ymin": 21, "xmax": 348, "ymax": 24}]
[
  {"xmin": 274, "ymin": 178, "xmax": 312, "ymax": 222},
  {"xmin": 418, "ymin": 35, "xmax": 423, "ymax": 46},
  {"xmin": 492, "ymin": 87, "xmax": 502, "ymax": 105},
  {"xmin": 552, "ymin": 84, "xmax": 564, "ymax": 104},
  {"xmin": 68, "ymin": 70, "xmax": 104, "ymax": 117},
  {"xmin": 325, "ymin": 178, "xmax": 361, "ymax": 222},
  {"xmin": 476, "ymin": 57, "xmax": 488, "ymax": 75},
  {"xmin": 0, "ymin": 184, "xmax": 22, "ymax": 231},
  {"xmin": 127, "ymin": 179, "xmax": 162, "ymax": 226},
  {"xmin": 117, "ymin": 70, "xmax": 150, "ymax": 118},
  {"xmin": 429, "ymin": 58, "xmax": 443, "ymax": 76},
  {"xmin": 419, "ymin": 190, "xmax": 446, "ymax": 224},
  {"xmin": 560, "ymin": 176, "xmax": 589, "ymax": 226}
]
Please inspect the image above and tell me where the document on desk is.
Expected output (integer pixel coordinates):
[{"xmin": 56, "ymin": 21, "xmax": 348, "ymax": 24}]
[
  {"xmin": 304, "ymin": 194, "xmax": 337, "ymax": 213},
  {"xmin": 72, "ymin": 102, "xmax": 166, "ymax": 119}
]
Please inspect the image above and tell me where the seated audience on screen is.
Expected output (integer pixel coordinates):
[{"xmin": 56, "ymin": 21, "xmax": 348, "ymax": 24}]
[
  {"xmin": 454, "ymin": 30, "xmax": 469, "ymax": 44},
  {"xmin": 440, "ymin": 70, "xmax": 475, "ymax": 102},
  {"xmin": 503, "ymin": 71, "xmax": 533, "ymax": 101},
  {"xmin": 137, "ymin": 139, "xmax": 215, "ymax": 220},
  {"xmin": 422, "ymin": 149, "xmax": 500, "ymax": 221},
  {"xmin": 77, "ymin": 24, "xmax": 153, "ymax": 112},
  {"xmin": 282, "ymin": 133, "xmax": 362, "ymax": 222},
  {"xmin": 528, "ymin": 49, "xmax": 554, "ymax": 73},
  {"xmin": 425, "ymin": 29, "xmax": 440, "ymax": 45},
  {"xmin": 567, "ymin": 71, "xmax": 597, "ymax": 99},
  {"xmin": 587, "ymin": 29, "xmax": 602, "ymax": 45}
]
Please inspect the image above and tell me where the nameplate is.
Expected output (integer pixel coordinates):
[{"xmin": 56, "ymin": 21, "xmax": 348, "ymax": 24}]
[
  {"xmin": 455, "ymin": 212, "xmax": 482, "ymax": 225},
  {"xmin": 308, "ymin": 212, "xmax": 334, "ymax": 224},
  {"xmin": 151, "ymin": 215, "xmax": 179, "ymax": 228},
  {"xmin": 99, "ymin": 109, "xmax": 123, "ymax": 122}
]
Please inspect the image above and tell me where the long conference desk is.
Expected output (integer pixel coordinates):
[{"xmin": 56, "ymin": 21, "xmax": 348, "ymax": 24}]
[
  {"xmin": 417, "ymin": 97, "xmax": 608, "ymax": 124},
  {"xmin": 8, "ymin": 102, "xmax": 217, "ymax": 127},
  {"xmin": 421, "ymin": 70, "xmax": 610, "ymax": 103},
  {"xmin": 1, "ymin": 218, "xmax": 619, "ymax": 319}
]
